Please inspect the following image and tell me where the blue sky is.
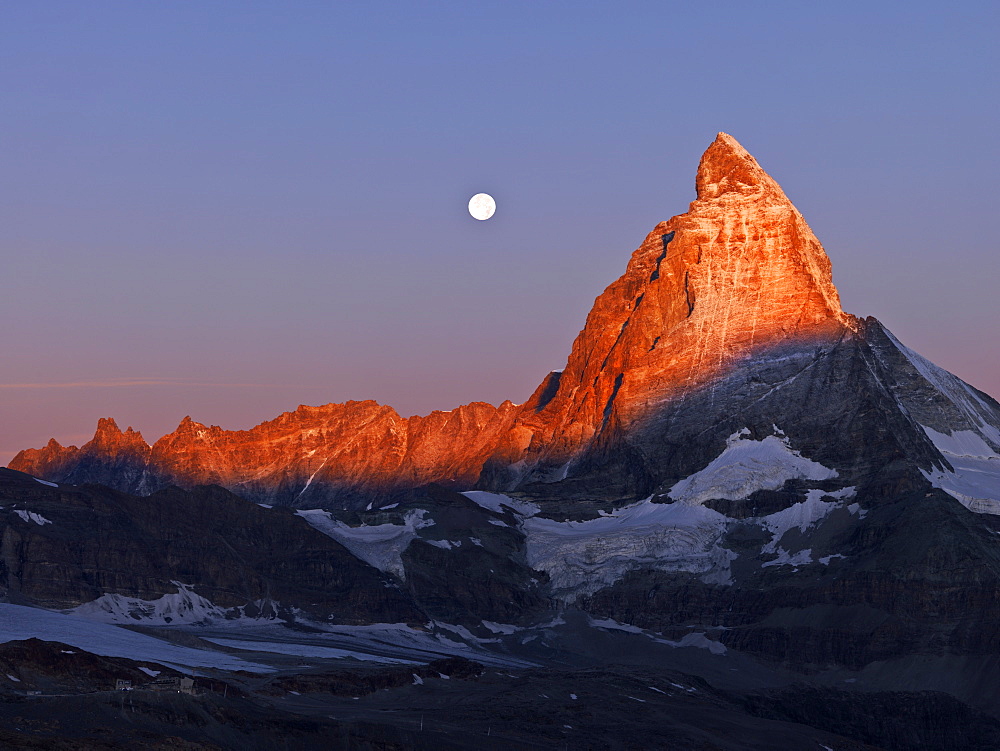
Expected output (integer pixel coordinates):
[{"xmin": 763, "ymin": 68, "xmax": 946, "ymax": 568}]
[{"xmin": 1, "ymin": 1, "xmax": 998, "ymax": 460}]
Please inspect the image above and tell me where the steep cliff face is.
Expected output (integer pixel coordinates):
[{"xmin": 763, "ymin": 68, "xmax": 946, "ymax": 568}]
[
  {"xmin": 0, "ymin": 468, "xmax": 424, "ymax": 623},
  {"xmin": 12, "ymin": 418, "xmax": 152, "ymax": 494},
  {"xmin": 143, "ymin": 400, "xmax": 520, "ymax": 506},
  {"xmin": 10, "ymin": 134, "xmax": 1000, "ymax": 515},
  {"xmin": 487, "ymin": 133, "xmax": 858, "ymax": 492}
]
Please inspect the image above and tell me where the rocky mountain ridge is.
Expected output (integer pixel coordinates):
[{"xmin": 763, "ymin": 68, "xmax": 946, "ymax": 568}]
[
  {"xmin": 17, "ymin": 133, "xmax": 1000, "ymax": 517},
  {"xmin": 13, "ymin": 134, "xmax": 1000, "ymax": 520}
]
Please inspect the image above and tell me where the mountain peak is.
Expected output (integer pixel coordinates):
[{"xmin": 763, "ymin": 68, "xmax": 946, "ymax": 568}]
[
  {"xmin": 95, "ymin": 417, "xmax": 121, "ymax": 436},
  {"xmin": 88, "ymin": 417, "xmax": 149, "ymax": 452},
  {"xmin": 504, "ymin": 133, "xmax": 854, "ymax": 479},
  {"xmin": 695, "ymin": 132, "xmax": 782, "ymax": 201}
]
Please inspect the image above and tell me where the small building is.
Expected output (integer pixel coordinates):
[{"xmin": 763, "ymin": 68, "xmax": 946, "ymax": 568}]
[
  {"xmin": 148, "ymin": 677, "xmax": 180, "ymax": 691},
  {"xmin": 148, "ymin": 676, "xmax": 197, "ymax": 695},
  {"xmin": 115, "ymin": 679, "xmax": 132, "ymax": 691}
]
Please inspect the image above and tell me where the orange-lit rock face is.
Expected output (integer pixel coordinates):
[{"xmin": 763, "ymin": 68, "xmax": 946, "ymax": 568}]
[
  {"xmin": 148, "ymin": 400, "xmax": 519, "ymax": 503},
  {"xmin": 12, "ymin": 418, "xmax": 150, "ymax": 485},
  {"xmin": 9, "ymin": 134, "xmax": 857, "ymax": 505},
  {"xmin": 504, "ymin": 134, "xmax": 856, "ymax": 469}
]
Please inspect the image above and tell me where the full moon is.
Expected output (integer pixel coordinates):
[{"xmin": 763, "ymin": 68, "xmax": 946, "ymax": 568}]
[{"xmin": 468, "ymin": 193, "xmax": 496, "ymax": 221}]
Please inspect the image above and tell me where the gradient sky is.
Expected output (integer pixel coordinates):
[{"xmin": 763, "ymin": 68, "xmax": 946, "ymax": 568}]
[{"xmin": 2, "ymin": 1, "xmax": 998, "ymax": 464}]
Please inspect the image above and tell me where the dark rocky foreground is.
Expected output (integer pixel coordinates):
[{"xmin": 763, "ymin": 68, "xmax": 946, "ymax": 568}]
[
  {"xmin": 4, "ymin": 467, "xmax": 1000, "ymax": 749},
  {"xmin": 2, "ymin": 638, "xmax": 1000, "ymax": 750}
]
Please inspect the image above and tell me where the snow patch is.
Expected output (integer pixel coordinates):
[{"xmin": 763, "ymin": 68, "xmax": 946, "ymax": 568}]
[
  {"xmin": 13, "ymin": 510, "xmax": 52, "ymax": 526},
  {"xmin": 296, "ymin": 458, "xmax": 329, "ymax": 500},
  {"xmin": 138, "ymin": 667, "xmax": 160, "ymax": 677},
  {"xmin": 71, "ymin": 581, "xmax": 258, "ymax": 625},
  {"xmin": 297, "ymin": 508, "xmax": 433, "ymax": 579},
  {"xmin": 424, "ymin": 539, "xmax": 461, "ymax": 550},
  {"xmin": 762, "ymin": 548, "xmax": 813, "ymax": 569},
  {"xmin": 433, "ymin": 622, "xmax": 480, "ymax": 642},
  {"xmin": 6, "ymin": 674, "xmax": 19, "ymax": 682},
  {"xmin": 920, "ymin": 426, "xmax": 1000, "ymax": 515},
  {"xmin": 34, "ymin": 478, "xmax": 58, "ymax": 488},
  {"xmin": 481, "ymin": 621, "xmax": 519, "ymax": 635},
  {"xmin": 462, "ymin": 491, "xmax": 540, "ymax": 516},
  {"xmin": 760, "ymin": 487, "xmax": 855, "ymax": 555},
  {"xmin": 668, "ymin": 431, "xmax": 838, "ymax": 506},
  {"xmin": 670, "ymin": 682, "xmax": 697, "ymax": 693},
  {"xmin": 589, "ymin": 617, "xmax": 645, "ymax": 634},
  {"xmin": 847, "ymin": 502, "xmax": 867, "ymax": 518},
  {"xmin": 660, "ymin": 632, "xmax": 727, "ymax": 655}
]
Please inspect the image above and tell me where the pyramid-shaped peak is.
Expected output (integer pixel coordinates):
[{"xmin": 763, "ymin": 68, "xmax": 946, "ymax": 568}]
[{"xmin": 695, "ymin": 132, "xmax": 784, "ymax": 201}]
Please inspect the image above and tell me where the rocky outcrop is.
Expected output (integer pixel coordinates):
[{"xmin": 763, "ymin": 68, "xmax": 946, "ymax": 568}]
[
  {"xmin": 13, "ymin": 401, "xmax": 520, "ymax": 508},
  {"xmin": 0, "ymin": 468, "xmax": 423, "ymax": 624},
  {"xmin": 11, "ymin": 418, "xmax": 152, "ymax": 494},
  {"xmin": 0, "ymin": 638, "xmax": 183, "ymax": 695},
  {"xmin": 487, "ymin": 133, "xmax": 856, "ymax": 490}
]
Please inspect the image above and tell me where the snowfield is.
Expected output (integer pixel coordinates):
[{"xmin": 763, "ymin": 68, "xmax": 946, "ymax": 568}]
[
  {"xmin": 885, "ymin": 328, "xmax": 1000, "ymax": 515},
  {"xmin": 920, "ymin": 426, "xmax": 1000, "ymax": 514},
  {"xmin": 71, "ymin": 581, "xmax": 244, "ymax": 625},
  {"xmin": 667, "ymin": 429, "xmax": 838, "ymax": 505},
  {"xmin": 522, "ymin": 497, "xmax": 735, "ymax": 599},
  {"xmin": 0, "ymin": 604, "xmax": 273, "ymax": 673},
  {"xmin": 463, "ymin": 431, "xmax": 855, "ymax": 599}
]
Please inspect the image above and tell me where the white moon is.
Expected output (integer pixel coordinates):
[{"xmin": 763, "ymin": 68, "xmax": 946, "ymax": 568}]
[{"xmin": 468, "ymin": 193, "xmax": 496, "ymax": 221}]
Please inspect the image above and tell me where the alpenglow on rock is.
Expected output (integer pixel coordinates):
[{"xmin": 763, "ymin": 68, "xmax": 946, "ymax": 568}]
[{"xmin": 11, "ymin": 133, "xmax": 1000, "ymax": 515}]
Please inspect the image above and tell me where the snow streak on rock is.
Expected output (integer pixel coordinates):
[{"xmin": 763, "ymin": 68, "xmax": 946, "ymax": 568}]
[
  {"xmin": 13, "ymin": 509, "xmax": 52, "ymax": 526},
  {"xmin": 296, "ymin": 508, "xmax": 434, "ymax": 579}
]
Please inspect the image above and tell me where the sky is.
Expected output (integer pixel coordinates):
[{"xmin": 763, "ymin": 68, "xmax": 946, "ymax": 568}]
[{"xmin": 1, "ymin": 1, "xmax": 998, "ymax": 464}]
